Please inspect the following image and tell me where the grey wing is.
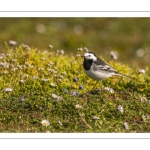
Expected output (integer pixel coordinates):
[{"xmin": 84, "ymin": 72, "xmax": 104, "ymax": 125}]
[
  {"xmin": 95, "ymin": 64, "xmax": 118, "ymax": 73},
  {"xmin": 93, "ymin": 57, "xmax": 118, "ymax": 73},
  {"xmin": 93, "ymin": 59, "xmax": 134, "ymax": 79}
]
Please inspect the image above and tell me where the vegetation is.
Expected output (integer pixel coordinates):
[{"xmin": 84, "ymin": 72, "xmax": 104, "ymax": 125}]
[
  {"xmin": 0, "ymin": 44, "xmax": 149, "ymax": 132},
  {"xmin": 1, "ymin": 18, "xmax": 150, "ymax": 68}
]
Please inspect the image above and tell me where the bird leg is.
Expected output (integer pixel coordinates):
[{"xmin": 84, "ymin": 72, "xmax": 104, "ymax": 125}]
[{"xmin": 90, "ymin": 81, "xmax": 99, "ymax": 93}]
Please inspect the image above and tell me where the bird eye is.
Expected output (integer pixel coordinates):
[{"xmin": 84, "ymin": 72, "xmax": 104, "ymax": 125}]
[{"xmin": 88, "ymin": 55, "xmax": 91, "ymax": 57}]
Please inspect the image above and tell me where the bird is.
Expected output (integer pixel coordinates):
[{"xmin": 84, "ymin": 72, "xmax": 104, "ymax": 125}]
[{"xmin": 83, "ymin": 52, "xmax": 134, "ymax": 92}]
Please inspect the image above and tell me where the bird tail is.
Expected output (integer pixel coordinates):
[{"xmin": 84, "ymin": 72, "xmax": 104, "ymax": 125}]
[{"xmin": 115, "ymin": 73, "xmax": 136, "ymax": 80}]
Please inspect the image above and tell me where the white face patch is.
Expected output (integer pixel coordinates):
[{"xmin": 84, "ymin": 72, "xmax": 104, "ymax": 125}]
[{"xmin": 84, "ymin": 52, "xmax": 97, "ymax": 61}]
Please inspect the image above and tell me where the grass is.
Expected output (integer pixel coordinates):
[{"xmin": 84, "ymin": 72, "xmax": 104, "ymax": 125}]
[
  {"xmin": 0, "ymin": 43, "xmax": 150, "ymax": 133},
  {"xmin": 1, "ymin": 18, "xmax": 150, "ymax": 68}
]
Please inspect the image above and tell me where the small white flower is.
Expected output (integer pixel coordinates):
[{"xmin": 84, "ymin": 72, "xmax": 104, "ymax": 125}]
[
  {"xmin": 76, "ymin": 54, "xmax": 81, "ymax": 57},
  {"xmin": 41, "ymin": 120, "xmax": 50, "ymax": 127},
  {"xmin": 52, "ymin": 93, "xmax": 58, "ymax": 99},
  {"xmin": 61, "ymin": 72, "xmax": 66, "ymax": 75},
  {"xmin": 104, "ymin": 87, "xmax": 114, "ymax": 93},
  {"xmin": 35, "ymin": 23, "xmax": 46, "ymax": 34},
  {"xmin": 9, "ymin": 40, "xmax": 17, "ymax": 46},
  {"xmin": 53, "ymin": 71, "xmax": 58, "ymax": 74},
  {"xmin": 0, "ymin": 56, "xmax": 3, "ymax": 60},
  {"xmin": 54, "ymin": 74, "xmax": 58, "ymax": 78},
  {"xmin": 51, "ymin": 93, "xmax": 63, "ymax": 101},
  {"xmin": 11, "ymin": 59, "xmax": 17, "ymax": 62},
  {"xmin": 10, "ymin": 64, "xmax": 14, "ymax": 68},
  {"xmin": 57, "ymin": 96, "xmax": 63, "ymax": 101},
  {"xmin": 24, "ymin": 74, "xmax": 29, "ymax": 78},
  {"xmin": 33, "ymin": 76, "xmax": 38, "ymax": 80},
  {"xmin": 139, "ymin": 69, "xmax": 145, "ymax": 74},
  {"xmin": 17, "ymin": 65, "xmax": 23, "ymax": 69},
  {"xmin": 92, "ymin": 116, "xmax": 100, "ymax": 120},
  {"xmin": 54, "ymin": 67, "xmax": 58, "ymax": 70},
  {"xmin": 50, "ymin": 82, "xmax": 57, "ymax": 87},
  {"xmin": 75, "ymin": 104, "xmax": 83, "ymax": 109},
  {"xmin": 22, "ymin": 65, "xmax": 27, "ymax": 69},
  {"xmin": 77, "ymin": 48, "xmax": 83, "ymax": 52},
  {"xmin": 48, "ymin": 44, "xmax": 53, "ymax": 49},
  {"xmin": 56, "ymin": 50, "xmax": 60, "ymax": 53},
  {"xmin": 140, "ymin": 96, "xmax": 147, "ymax": 102},
  {"xmin": 3, "ymin": 71, "xmax": 9, "ymax": 74},
  {"xmin": 48, "ymin": 68, "xmax": 54, "ymax": 72},
  {"xmin": 59, "ymin": 75, "xmax": 64, "ymax": 79},
  {"xmin": 20, "ymin": 79, "xmax": 25, "ymax": 83},
  {"xmin": 0, "ymin": 62, "xmax": 9, "ymax": 68},
  {"xmin": 60, "ymin": 50, "xmax": 65, "ymax": 55},
  {"xmin": 123, "ymin": 122, "xmax": 128, "ymax": 130},
  {"xmin": 48, "ymin": 62, "xmax": 54, "ymax": 66},
  {"xmin": 28, "ymin": 64, "xmax": 34, "ymax": 68},
  {"xmin": 43, "ymin": 50, "xmax": 48, "ymax": 54},
  {"xmin": 118, "ymin": 105, "xmax": 124, "ymax": 113},
  {"xmin": 136, "ymin": 48, "xmax": 145, "ymax": 57},
  {"xmin": 50, "ymin": 62, "xmax": 54, "ymax": 65},
  {"xmin": 30, "ymin": 65, "xmax": 34, "ymax": 68},
  {"xmin": 38, "ymin": 67, "xmax": 44, "ymax": 71},
  {"xmin": 110, "ymin": 51, "xmax": 118, "ymax": 60},
  {"xmin": 5, "ymin": 88, "xmax": 13, "ymax": 92},
  {"xmin": 58, "ymin": 79, "xmax": 63, "ymax": 82},
  {"xmin": 13, "ymin": 67, "xmax": 18, "ymax": 71},
  {"xmin": 84, "ymin": 47, "xmax": 89, "ymax": 52},
  {"xmin": 58, "ymin": 120, "xmax": 63, "ymax": 126},
  {"xmin": 22, "ymin": 44, "xmax": 31, "ymax": 50},
  {"xmin": 40, "ymin": 57, "xmax": 46, "ymax": 61},
  {"xmin": 142, "ymin": 114, "xmax": 146, "ymax": 122},
  {"xmin": 6, "ymin": 54, "xmax": 11, "ymax": 57},
  {"xmin": 42, "ymin": 78, "xmax": 49, "ymax": 82}
]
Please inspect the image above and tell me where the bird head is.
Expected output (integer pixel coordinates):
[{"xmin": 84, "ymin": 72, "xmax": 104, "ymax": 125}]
[{"xmin": 83, "ymin": 52, "xmax": 97, "ymax": 61}]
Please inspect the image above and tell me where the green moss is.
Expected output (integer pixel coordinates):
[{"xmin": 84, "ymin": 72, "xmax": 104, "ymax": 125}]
[{"xmin": 0, "ymin": 45, "xmax": 149, "ymax": 132}]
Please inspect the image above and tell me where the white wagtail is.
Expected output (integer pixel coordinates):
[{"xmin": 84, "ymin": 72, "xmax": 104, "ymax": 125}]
[{"xmin": 83, "ymin": 52, "xmax": 134, "ymax": 92}]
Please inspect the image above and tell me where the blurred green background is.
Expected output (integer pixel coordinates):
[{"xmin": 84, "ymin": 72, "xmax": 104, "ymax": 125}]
[{"xmin": 0, "ymin": 18, "xmax": 150, "ymax": 68}]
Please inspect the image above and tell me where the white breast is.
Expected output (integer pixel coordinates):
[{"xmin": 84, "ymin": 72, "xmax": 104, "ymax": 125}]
[{"xmin": 84, "ymin": 69, "xmax": 113, "ymax": 80}]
